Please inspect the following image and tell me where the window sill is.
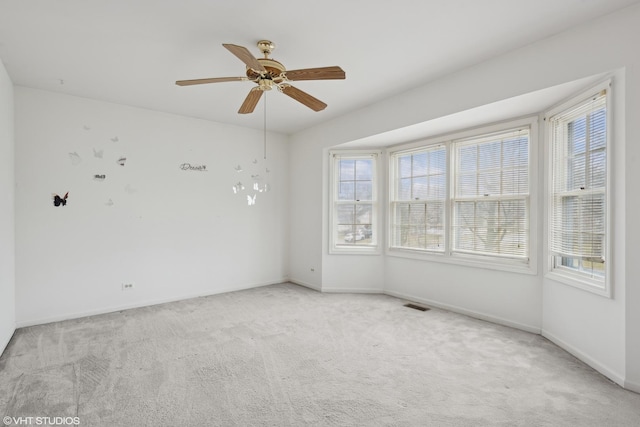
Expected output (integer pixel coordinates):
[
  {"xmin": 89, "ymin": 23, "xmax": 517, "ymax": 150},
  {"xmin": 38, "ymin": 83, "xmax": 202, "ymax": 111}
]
[
  {"xmin": 386, "ymin": 247, "xmax": 536, "ymax": 275},
  {"xmin": 330, "ymin": 245, "xmax": 381, "ymax": 255},
  {"xmin": 545, "ymin": 269, "xmax": 611, "ymax": 298}
]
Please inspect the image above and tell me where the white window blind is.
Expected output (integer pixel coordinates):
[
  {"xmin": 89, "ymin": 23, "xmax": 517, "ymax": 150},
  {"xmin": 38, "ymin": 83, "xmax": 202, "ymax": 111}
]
[
  {"xmin": 390, "ymin": 146, "xmax": 446, "ymax": 251},
  {"xmin": 332, "ymin": 154, "xmax": 377, "ymax": 249},
  {"xmin": 451, "ymin": 128, "xmax": 529, "ymax": 258},
  {"xmin": 549, "ymin": 90, "xmax": 607, "ymax": 263}
]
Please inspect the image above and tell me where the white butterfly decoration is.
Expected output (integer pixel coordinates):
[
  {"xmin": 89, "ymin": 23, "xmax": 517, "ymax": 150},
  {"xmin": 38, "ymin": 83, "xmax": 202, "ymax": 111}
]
[
  {"xmin": 251, "ymin": 174, "xmax": 270, "ymax": 193},
  {"xmin": 232, "ymin": 182, "xmax": 245, "ymax": 194},
  {"xmin": 232, "ymin": 161, "xmax": 271, "ymax": 204}
]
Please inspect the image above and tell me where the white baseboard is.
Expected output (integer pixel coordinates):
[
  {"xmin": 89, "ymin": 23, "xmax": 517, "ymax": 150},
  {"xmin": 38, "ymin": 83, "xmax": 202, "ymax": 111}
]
[
  {"xmin": 16, "ymin": 278, "xmax": 288, "ymax": 328},
  {"xmin": 322, "ymin": 287, "xmax": 384, "ymax": 294},
  {"xmin": 291, "ymin": 285, "xmax": 539, "ymax": 335},
  {"xmin": 0, "ymin": 323, "xmax": 16, "ymax": 357},
  {"xmin": 384, "ymin": 289, "xmax": 541, "ymax": 334},
  {"xmin": 624, "ymin": 379, "xmax": 640, "ymax": 394},
  {"xmin": 288, "ymin": 278, "xmax": 322, "ymax": 292},
  {"xmin": 288, "ymin": 279, "xmax": 383, "ymax": 294},
  {"xmin": 542, "ymin": 329, "xmax": 625, "ymax": 388}
]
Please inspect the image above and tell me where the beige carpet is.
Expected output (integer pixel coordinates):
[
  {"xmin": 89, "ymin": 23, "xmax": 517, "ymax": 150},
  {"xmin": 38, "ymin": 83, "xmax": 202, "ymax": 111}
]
[{"xmin": 1, "ymin": 283, "xmax": 639, "ymax": 426}]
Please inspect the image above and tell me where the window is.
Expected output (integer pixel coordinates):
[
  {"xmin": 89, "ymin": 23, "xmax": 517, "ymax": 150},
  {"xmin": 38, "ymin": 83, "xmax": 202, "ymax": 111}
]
[
  {"xmin": 451, "ymin": 129, "xmax": 530, "ymax": 259},
  {"xmin": 547, "ymin": 83, "xmax": 609, "ymax": 293},
  {"xmin": 330, "ymin": 152, "xmax": 378, "ymax": 253},
  {"xmin": 390, "ymin": 146, "xmax": 446, "ymax": 251},
  {"xmin": 388, "ymin": 117, "xmax": 535, "ymax": 272}
]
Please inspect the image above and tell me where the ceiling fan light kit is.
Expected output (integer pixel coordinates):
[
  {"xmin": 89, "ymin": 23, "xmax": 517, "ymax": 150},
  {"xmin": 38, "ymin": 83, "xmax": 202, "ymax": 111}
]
[{"xmin": 176, "ymin": 40, "xmax": 346, "ymax": 114}]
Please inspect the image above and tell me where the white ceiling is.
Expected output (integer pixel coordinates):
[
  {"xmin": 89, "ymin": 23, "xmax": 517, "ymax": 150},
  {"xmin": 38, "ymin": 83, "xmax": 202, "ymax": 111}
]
[{"xmin": 1, "ymin": 0, "xmax": 638, "ymax": 135}]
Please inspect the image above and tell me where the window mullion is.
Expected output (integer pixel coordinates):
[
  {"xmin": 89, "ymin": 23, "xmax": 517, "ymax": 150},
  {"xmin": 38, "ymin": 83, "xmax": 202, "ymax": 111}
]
[
  {"xmin": 475, "ymin": 145, "xmax": 480, "ymax": 197},
  {"xmin": 445, "ymin": 143, "xmax": 452, "ymax": 256},
  {"xmin": 587, "ymin": 114, "xmax": 591, "ymax": 189},
  {"xmin": 500, "ymin": 139, "xmax": 504, "ymax": 195}
]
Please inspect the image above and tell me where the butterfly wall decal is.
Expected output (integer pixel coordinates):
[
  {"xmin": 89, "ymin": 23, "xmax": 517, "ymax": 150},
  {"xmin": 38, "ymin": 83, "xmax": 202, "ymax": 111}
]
[
  {"xmin": 68, "ymin": 152, "xmax": 81, "ymax": 166},
  {"xmin": 53, "ymin": 192, "xmax": 69, "ymax": 207},
  {"xmin": 93, "ymin": 148, "xmax": 104, "ymax": 158},
  {"xmin": 232, "ymin": 182, "xmax": 245, "ymax": 194}
]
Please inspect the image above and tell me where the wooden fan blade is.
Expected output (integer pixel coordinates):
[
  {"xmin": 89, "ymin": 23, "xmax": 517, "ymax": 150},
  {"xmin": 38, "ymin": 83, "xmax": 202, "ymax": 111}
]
[
  {"xmin": 281, "ymin": 85, "xmax": 327, "ymax": 112},
  {"xmin": 285, "ymin": 66, "xmax": 346, "ymax": 81},
  {"xmin": 238, "ymin": 88, "xmax": 264, "ymax": 114},
  {"xmin": 223, "ymin": 44, "xmax": 266, "ymax": 73},
  {"xmin": 175, "ymin": 77, "xmax": 247, "ymax": 86}
]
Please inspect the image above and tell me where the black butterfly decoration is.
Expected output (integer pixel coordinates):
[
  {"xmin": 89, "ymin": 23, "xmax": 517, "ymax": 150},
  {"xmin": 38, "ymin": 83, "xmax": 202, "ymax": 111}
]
[{"xmin": 53, "ymin": 192, "xmax": 69, "ymax": 207}]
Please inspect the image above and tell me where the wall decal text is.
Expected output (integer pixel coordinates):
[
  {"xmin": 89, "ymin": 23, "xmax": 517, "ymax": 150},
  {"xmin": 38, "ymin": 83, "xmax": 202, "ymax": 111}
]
[{"xmin": 180, "ymin": 163, "xmax": 207, "ymax": 171}]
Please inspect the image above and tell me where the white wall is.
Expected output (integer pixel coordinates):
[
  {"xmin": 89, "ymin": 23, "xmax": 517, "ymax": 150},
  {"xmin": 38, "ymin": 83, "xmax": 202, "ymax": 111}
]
[
  {"xmin": 288, "ymin": 136, "xmax": 325, "ymax": 290},
  {"xmin": 0, "ymin": 60, "xmax": 15, "ymax": 354},
  {"xmin": 289, "ymin": 131, "xmax": 386, "ymax": 293},
  {"xmin": 623, "ymin": 29, "xmax": 640, "ymax": 394},
  {"xmin": 14, "ymin": 87, "xmax": 289, "ymax": 326},
  {"xmin": 289, "ymin": 3, "xmax": 640, "ymax": 388},
  {"xmin": 542, "ymin": 70, "xmax": 627, "ymax": 386},
  {"xmin": 385, "ymin": 258, "xmax": 541, "ymax": 332}
]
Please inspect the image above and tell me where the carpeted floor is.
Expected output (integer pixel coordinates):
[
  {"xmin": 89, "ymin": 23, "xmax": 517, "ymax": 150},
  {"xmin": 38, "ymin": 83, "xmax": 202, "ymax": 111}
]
[{"xmin": 1, "ymin": 282, "xmax": 639, "ymax": 426}]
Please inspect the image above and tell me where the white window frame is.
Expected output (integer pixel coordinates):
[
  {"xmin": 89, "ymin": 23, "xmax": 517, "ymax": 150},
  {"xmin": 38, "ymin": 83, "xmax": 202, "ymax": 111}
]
[
  {"xmin": 389, "ymin": 144, "xmax": 447, "ymax": 254},
  {"xmin": 329, "ymin": 150, "xmax": 381, "ymax": 254},
  {"xmin": 450, "ymin": 128, "xmax": 531, "ymax": 261},
  {"xmin": 544, "ymin": 80, "xmax": 612, "ymax": 297},
  {"xmin": 387, "ymin": 117, "xmax": 538, "ymax": 275}
]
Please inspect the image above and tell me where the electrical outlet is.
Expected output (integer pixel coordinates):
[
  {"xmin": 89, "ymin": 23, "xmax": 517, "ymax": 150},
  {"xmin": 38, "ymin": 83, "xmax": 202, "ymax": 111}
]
[{"xmin": 122, "ymin": 283, "xmax": 135, "ymax": 291}]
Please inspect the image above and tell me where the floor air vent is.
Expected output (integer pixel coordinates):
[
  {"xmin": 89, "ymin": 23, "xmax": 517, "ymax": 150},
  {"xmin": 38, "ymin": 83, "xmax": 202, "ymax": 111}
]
[{"xmin": 404, "ymin": 303, "xmax": 430, "ymax": 312}]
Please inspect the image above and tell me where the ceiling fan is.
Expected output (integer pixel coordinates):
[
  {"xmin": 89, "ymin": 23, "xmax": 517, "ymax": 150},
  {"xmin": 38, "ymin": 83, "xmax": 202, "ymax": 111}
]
[{"xmin": 176, "ymin": 40, "xmax": 346, "ymax": 114}]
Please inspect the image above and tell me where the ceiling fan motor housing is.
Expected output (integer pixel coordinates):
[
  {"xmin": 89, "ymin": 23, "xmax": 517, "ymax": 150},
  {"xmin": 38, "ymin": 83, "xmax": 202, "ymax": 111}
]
[{"xmin": 246, "ymin": 58, "xmax": 286, "ymax": 83}]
